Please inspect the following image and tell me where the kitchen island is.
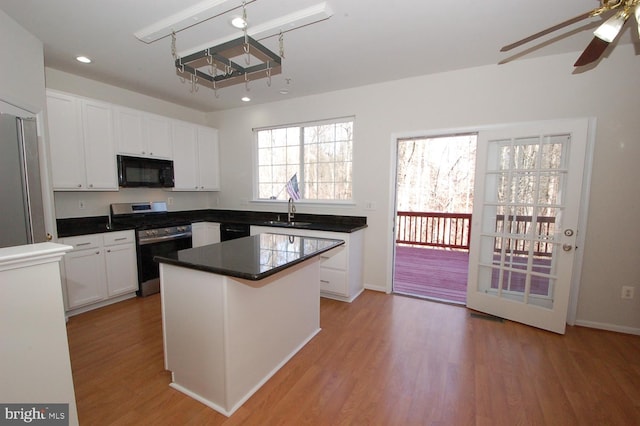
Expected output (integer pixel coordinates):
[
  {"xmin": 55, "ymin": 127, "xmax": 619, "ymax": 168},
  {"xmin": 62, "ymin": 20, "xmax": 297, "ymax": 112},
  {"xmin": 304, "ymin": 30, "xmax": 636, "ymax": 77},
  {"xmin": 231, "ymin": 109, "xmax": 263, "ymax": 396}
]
[{"xmin": 154, "ymin": 233, "xmax": 344, "ymax": 417}]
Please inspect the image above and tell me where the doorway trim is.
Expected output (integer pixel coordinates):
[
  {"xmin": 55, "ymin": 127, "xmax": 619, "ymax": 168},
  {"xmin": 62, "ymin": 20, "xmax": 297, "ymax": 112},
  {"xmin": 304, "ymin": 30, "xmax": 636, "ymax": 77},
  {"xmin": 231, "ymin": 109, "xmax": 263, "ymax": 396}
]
[{"xmin": 387, "ymin": 119, "xmax": 595, "ymax": 325}]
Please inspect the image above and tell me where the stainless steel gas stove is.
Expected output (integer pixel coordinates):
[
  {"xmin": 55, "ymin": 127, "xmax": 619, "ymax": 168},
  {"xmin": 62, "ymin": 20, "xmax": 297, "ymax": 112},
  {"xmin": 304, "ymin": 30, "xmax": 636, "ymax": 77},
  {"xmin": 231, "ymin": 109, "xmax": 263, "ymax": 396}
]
[{"xmin": 110, "ymin": 202, "xmax": 192, "ymax": 296}]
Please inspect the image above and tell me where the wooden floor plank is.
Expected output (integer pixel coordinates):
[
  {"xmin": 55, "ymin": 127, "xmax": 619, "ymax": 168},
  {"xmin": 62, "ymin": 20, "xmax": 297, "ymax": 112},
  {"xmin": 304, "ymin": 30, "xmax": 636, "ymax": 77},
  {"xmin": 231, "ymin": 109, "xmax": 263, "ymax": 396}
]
[{"xmin": 66, "ymin": 290, "xmax": 640, "ymax": 425}]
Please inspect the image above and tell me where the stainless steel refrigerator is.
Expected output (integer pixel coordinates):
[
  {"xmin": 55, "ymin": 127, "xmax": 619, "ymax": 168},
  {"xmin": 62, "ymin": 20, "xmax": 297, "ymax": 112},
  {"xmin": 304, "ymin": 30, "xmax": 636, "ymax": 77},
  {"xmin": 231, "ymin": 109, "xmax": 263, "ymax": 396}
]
[{"xmin": 0, "ymin": 113, "xmax": 47, "ymax": 248}]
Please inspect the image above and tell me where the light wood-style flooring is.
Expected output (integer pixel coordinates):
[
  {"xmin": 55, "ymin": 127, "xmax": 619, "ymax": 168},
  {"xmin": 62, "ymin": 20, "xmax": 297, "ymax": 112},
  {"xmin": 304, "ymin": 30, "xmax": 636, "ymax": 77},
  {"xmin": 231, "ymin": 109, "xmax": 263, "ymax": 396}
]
[{"xmin": 66, "ymin": 290, "xmax": 640, "ymax": 425}]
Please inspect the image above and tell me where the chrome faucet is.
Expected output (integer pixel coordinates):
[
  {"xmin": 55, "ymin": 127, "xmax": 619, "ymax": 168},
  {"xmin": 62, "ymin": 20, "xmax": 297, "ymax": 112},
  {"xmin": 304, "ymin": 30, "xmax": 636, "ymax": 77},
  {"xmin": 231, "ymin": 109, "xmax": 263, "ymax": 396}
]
[{"xmin": 288, "ymin": 197, "xmax": 296, "ymax": 222}]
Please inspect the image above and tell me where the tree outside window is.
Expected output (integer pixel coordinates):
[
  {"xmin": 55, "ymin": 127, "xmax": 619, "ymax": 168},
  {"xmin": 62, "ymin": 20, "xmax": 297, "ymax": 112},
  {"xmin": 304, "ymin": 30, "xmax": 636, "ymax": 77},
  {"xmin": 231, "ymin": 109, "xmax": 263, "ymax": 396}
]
[{"xmin": 256, "ymin": 118, "xmax": 354, "ymax": 201}]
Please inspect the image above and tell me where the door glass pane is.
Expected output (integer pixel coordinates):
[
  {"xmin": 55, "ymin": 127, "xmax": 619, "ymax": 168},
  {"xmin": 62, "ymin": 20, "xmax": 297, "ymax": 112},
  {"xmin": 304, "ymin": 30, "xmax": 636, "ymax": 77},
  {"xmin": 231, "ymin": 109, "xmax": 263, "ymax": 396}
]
[{"xmin": 475, "ymin": 133, "xmax": 571, "ymax": 309}]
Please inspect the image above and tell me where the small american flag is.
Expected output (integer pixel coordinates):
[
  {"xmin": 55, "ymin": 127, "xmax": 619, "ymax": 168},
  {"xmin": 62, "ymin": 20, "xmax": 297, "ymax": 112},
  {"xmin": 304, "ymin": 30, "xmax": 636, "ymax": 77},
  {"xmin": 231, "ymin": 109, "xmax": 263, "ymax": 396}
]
[{"xmin": 286, "ymin": 173, "xmax": 301, "ymax": 200}]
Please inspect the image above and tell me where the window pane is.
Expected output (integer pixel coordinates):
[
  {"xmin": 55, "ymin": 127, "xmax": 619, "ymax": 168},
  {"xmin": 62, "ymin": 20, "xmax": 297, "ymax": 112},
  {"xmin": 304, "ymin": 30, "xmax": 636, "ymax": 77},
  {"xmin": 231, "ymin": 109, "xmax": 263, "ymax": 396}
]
[{"xmin": 256, "ymin": 118, "xmax": 353, "ymax": 201}]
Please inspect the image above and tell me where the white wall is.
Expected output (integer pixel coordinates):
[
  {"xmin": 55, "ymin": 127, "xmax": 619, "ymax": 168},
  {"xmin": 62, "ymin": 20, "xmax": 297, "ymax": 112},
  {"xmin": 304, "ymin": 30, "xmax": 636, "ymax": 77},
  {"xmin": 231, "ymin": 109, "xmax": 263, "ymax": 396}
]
[
  {"xmin": 208, "ymin": 44, "xmax": 640, "ymax": 333},
  {"xmin": 0, "ymin": 10, "xmax": 45, "ymax": 112},
  {"xmin": 45, "ymin": 69, "xmax": 219, "ymax": 218},
  {"xmin": 0, "ymin": 11, "xmax": 79, "ymax": 424}
]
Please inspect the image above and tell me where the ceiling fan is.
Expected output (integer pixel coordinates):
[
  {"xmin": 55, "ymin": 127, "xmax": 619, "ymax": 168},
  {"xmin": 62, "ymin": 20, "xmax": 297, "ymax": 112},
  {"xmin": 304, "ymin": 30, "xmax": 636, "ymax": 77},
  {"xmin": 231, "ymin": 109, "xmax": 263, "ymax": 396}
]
[{"xmin": 501, "ymin": 0, "xmax": 640, "ymax": 67}]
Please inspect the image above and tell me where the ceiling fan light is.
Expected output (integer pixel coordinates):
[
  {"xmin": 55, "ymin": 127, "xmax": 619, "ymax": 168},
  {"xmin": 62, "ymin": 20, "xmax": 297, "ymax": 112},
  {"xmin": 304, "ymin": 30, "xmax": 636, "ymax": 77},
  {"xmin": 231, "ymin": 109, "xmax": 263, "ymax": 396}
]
[
  {"xmin": 594, "ymin": 12, "xmax": 626, "ymax": 42},
  {"xmin": 635, "ymin": 4, "xmax": 640, "ymax": 38}
]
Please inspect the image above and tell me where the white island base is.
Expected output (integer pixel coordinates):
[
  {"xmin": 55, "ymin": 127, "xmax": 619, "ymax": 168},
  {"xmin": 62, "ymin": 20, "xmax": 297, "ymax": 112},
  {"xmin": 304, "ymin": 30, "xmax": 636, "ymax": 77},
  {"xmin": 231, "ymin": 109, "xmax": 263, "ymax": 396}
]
[{"xmin": 160, "ymin": 259, "xmax": 321, "ymax": 417}]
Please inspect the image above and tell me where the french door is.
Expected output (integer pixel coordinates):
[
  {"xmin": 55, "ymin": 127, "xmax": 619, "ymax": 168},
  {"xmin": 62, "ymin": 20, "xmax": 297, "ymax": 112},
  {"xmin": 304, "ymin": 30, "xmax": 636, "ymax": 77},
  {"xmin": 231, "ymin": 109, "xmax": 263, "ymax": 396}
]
[{"xmin": 466, "ymin": 118, "xmax": 590, "ymax": 334}]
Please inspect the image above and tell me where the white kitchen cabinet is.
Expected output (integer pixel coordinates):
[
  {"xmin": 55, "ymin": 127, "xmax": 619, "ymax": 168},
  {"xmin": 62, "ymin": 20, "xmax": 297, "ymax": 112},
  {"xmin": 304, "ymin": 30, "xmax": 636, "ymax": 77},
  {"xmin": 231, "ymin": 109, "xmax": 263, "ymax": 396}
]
[
  {"xmin": 60, "ymin": 230, "xmax": 137, "ymax": 314},
  {"xmin": 250, "ymin": 226, "xmax": 364, "ymax": 302},
  {"xmin": 173, "ymin": 121, "xmax": 220, "ymax": 191},
  {"xmin": 60, "ymin": 235, "xmax": 106, "ymax": 308},
  {"xmin": 47, "ymin": 91, "xmax": 118, "ymax": 190},
  {"xmin": 192, "ymin": 222, "xmax": 221, "ymax": 247},
  {"xmin": 104, "ymin": 232, "xmax": 138, "ymax": 297},
  {"xmin": 144, "ymin": 113, "xmax": 173, "ymax": 158},
  {"xmin": 196, "ymin": 126, "xmax": 220, "ymax": 190},
  {"xmin": 114, "ymin": 107, "xmax": 172, "ymax": 159}
]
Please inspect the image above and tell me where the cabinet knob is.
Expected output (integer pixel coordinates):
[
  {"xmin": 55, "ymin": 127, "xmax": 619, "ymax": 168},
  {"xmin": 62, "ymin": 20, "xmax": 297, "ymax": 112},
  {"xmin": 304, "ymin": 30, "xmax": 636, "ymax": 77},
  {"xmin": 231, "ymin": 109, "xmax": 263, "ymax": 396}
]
[
  {"xmin": 95, "ymin": 251, "xmax": 100, "ymax": 255},
  {"xmin": 149, "ymin": 152, "xmax": 153, "ymax": 155},
  {"xmin": 77, "ymin": 184, "xmax": 82, "ymax": 188},
  {"xmin": 89, "ymin": 184, "xmax": 94, "ymax": 188}
]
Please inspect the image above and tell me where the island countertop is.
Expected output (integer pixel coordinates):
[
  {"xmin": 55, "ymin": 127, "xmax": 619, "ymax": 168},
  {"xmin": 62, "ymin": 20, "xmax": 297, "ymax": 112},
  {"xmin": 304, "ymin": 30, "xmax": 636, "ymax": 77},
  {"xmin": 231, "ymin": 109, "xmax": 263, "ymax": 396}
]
[{"xmin": 154, "ymin": 233, "xmax": 344, "ymax": 281}]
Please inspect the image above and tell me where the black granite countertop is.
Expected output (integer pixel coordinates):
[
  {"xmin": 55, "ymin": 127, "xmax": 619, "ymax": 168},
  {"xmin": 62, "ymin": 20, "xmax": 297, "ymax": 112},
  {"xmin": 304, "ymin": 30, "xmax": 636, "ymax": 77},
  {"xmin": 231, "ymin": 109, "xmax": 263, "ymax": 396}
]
[
  {"xmin": 56, "ymin": 209, "xmax": 367, "ymax": 238},
  {"xmin": 154, "ymin": 233, "xmax": 344, "ymax": 281}
]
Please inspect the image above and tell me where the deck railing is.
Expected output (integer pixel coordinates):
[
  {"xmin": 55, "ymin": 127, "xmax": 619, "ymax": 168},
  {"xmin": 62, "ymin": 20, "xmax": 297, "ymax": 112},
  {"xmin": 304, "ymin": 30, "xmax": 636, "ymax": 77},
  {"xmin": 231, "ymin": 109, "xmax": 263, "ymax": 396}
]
[
  {"xmin": 396, "ymin": 212, "xmax": 472, "ymax": 250},
  {"xmin": 396, "ymin": 211, "xmax": 556, "ymax": 255}
]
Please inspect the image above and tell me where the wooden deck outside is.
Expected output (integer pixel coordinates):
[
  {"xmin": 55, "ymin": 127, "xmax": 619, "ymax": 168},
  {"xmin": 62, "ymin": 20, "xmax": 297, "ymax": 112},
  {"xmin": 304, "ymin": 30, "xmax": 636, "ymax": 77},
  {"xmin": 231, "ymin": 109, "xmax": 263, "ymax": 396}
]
[
  {"xmin": 393, "ymin": 245, "xmax": 469, "ymax": 304},
  {"xmin": 394, "ymin": 212, "xmax": 556, "ymax": 304},
  {"xmin": 393, "ymin": 245, "xmax": 553, "ymax": 304}
]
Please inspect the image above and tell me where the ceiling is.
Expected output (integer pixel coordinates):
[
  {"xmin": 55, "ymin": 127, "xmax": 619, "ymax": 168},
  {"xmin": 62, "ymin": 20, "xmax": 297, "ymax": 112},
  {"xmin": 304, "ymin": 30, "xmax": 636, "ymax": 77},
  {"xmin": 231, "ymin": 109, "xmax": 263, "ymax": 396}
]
[{"xmin": 1, "ymin": 0, "xmax": 637, "ymax": 112}]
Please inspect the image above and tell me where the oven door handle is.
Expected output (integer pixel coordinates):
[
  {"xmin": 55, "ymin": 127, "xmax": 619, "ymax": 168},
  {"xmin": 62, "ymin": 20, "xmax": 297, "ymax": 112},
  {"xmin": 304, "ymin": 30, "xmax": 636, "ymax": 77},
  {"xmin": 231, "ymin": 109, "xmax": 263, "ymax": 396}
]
[{"xmin": 138, "ymin": 232, "xmax": 192, "ymax": 245}]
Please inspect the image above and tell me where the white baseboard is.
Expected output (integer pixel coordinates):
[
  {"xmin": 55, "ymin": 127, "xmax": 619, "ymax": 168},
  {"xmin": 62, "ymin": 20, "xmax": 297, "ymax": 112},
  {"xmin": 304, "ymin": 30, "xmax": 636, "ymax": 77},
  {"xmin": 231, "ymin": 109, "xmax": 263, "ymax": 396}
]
[
  {"xmin": 573, "ymin": 319, "xmax": 640, "ymax": 336},
  {"xmin": 364, "ymin": 283, "xmax": 388, "ymax": 293}
]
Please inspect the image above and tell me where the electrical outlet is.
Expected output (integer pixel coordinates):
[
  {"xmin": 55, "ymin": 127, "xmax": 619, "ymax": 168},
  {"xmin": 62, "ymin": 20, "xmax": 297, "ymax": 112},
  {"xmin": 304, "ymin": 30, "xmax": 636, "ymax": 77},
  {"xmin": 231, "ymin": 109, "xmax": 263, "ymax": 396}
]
[
  {"xmin": 364, "ymin": 201, "xmax": 377, "ymax": 211},
  {"xmin": 622, "ymin": 286, "xmax": 635, "ymax": 300},
  {"xmin": 79, "ymin": 200, "xmax": 85, "ymax": 209},
  {"xmin": 167, "ymin": 197, "xmax": 174, "ymax": 206}
]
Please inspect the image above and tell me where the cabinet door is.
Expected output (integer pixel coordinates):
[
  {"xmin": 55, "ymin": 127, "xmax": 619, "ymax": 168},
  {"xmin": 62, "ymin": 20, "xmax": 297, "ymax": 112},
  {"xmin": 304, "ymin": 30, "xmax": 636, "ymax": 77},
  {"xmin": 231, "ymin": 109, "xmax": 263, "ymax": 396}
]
[
  {"xmin": 144, "ymin": 114, "xmax": 173, "ymax": 158},
  {"xmin": 172, "ymin": 122, "xmax": 199, "ymax": 190},
  {"xmin": 105, "ymin": 243, "xmax": 138, "ymax": 297},
  {"xmin": 192, "ymin": 222, "xmax": 221, "ymax": 247},
  {"xmin": 82, "ymin": 100, "xmax": 117, "ymax": 190},
  {"xmin": 197, "ymin": 126, "xmax": 220, "ymax": 191},
  {"xmin": 64, "ymin": 248, "xmax": 107, "ymax": 309},
  {"xmin": 46, "ymin": 92, "xmax": 85, "ymax": 189},
  {"xmin": 114, "ymin": 107, "xmax": 145, "ymax": 156}
]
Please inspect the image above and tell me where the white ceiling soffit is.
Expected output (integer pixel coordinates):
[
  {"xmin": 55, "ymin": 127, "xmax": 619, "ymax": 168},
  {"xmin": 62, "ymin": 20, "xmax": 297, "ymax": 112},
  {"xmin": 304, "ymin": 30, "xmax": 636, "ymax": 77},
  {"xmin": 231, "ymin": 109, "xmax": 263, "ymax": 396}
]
[
  {"xmin": 134, "ymin": 0, "xmax": 250, "ymax": 43},
  {"xmin": 178, "ymin": 3, "xmax": 333, "ymax": 58},
  {"xmin": 134, "ymin": 0, "xmax": 333, "ymax": 55}
]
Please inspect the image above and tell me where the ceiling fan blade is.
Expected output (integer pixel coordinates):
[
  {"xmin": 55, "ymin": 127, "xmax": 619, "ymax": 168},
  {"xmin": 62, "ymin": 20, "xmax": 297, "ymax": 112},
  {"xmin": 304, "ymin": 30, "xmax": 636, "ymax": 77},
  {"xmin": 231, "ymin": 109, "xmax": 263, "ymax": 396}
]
[
  {"xmin": 593, "ymin": 10, "xmax": 629, "ymax": 42},
  {"xmin": 500, "ymin": 11, "xmax": 595, "ymax": 52},
  {"xmin": 574, "ymin": 37, "xmax": 610, "ymax": 66}
]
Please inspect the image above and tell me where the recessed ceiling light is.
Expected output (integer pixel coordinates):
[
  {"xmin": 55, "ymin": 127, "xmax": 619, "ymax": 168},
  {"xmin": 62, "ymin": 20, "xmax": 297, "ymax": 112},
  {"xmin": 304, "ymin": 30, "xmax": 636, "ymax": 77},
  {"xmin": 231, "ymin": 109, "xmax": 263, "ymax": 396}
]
[
  {"xmin": 76, "ymin": 56, "xmax": 92, "ymax": 64},
  {"xmin": 241, "ymin": 96, "xmax": 251, "ymax": 102},
  {"xmin": 231, "ymin": 17, "xmax": 247, "ymax": 29}
]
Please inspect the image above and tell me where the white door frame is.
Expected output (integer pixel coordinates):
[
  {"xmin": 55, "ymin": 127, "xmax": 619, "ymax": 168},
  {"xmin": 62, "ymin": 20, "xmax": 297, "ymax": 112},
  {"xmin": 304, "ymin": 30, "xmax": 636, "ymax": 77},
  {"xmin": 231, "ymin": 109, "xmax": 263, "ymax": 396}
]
[{"xmin": 387, "ymin": 119, "xmax": 595, "ymax": 326}]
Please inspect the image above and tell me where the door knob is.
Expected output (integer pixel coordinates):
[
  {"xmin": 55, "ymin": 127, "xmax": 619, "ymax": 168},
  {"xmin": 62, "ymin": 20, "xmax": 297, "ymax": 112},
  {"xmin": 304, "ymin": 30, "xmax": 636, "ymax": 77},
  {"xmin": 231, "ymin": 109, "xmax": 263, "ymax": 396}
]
[
  {"xmin": 46, "ymin": 233, "xmax": 53, "ymax": 241},
  {"xmin": 562, "ymin": 244, "xmax": 573, "ymax": 252}
]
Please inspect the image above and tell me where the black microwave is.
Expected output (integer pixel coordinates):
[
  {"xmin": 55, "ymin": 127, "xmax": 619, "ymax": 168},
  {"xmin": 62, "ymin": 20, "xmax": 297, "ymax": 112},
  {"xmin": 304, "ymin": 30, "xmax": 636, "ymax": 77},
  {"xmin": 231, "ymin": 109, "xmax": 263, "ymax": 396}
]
[{"xmin": 117, "ymin": 155, "xmax": 174, "ymax": 188}]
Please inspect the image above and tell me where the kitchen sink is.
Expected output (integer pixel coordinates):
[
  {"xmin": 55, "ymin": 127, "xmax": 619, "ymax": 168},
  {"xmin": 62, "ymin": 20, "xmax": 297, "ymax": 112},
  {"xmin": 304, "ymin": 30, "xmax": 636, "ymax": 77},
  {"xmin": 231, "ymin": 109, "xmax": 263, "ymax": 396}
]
[{"xmin": 263, "ymin": 220, "xmax": 312, "ymax": 227}]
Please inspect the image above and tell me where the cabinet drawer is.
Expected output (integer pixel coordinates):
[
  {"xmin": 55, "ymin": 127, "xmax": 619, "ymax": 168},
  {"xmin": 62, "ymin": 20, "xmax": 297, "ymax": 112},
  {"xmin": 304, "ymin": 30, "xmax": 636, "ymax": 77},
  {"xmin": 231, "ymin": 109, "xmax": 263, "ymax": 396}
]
[
  {"xmin": 319, "ymin": 245, "xmax": 347, "ymax": 270},
  {"xmin": 61, "ymin": 234, "xmax": 101, "ymax": 251},
  {"xmin": 103, "ymin": 230, "xmax": 135, "ymax": 246},
  {"xmin": 319, "ymin": 268, "xmax": 348, "ymax": 296}
]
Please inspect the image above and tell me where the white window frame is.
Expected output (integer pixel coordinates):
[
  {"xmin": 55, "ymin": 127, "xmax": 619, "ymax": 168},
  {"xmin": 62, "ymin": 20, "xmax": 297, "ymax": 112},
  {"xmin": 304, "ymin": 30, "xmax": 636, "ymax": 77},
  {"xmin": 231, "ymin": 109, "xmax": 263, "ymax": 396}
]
[{"xmin": 253, "ymin": 116, "xmax": 355, "ymax": 204}]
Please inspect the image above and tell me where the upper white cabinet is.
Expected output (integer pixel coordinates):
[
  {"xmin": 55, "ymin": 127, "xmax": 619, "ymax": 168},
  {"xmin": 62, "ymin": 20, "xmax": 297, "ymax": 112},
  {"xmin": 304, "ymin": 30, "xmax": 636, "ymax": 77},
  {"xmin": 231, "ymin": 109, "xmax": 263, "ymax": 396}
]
[
  {"xmin": 114, "ymin": 107, "xmax": 172, "ymax": 159},
  {"xmin": 47, "ymin": 91, "xmax": 118, "ymax": 191},
  {"xmin": 46, "ymin": 90, "xmax": 219, "ymax": 192},
  {"xmin": 173, "ymin": 122, "xmax": 220, "ymax": 191}
]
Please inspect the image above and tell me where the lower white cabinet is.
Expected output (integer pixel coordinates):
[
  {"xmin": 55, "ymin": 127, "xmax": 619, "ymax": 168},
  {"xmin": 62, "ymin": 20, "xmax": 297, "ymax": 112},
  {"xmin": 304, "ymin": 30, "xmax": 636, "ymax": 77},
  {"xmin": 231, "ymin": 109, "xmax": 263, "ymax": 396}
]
[
  {"xmin": 250, "ymin": 226, "xmax": 364, "ymax": 302},
  {"xmin": 192, "ymin": 222, "xmax": 221, "ymax": 247},
  {"xmin": 60, "ymin": 230, "xmax": 138, "ymax": 314}
]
